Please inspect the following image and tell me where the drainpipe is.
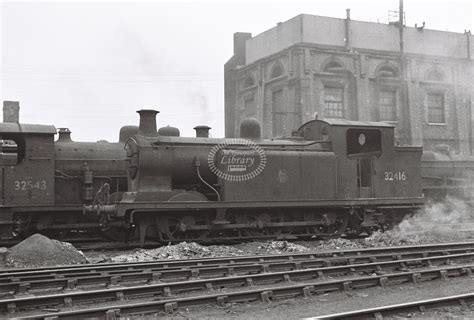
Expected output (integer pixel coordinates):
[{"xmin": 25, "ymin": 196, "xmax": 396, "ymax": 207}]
[
  {"xmin": 465, "ymin": 30, "xmax": 471, "ymax": 60},
  {"xmin": 345, "ymin": 9, "xmax": 351, "ymax": 49}
]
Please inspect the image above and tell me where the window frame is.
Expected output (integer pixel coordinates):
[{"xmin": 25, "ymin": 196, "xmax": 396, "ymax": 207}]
[
  {"xmin": 323, "ymin": 86, "xmax": 344, "ymax": 119},
  {"xmin": 242, "ymin": 94, "xmax": 256, "ymax": 118},
  {"xmin": 378, "ymin": 90, "xmax": 398, "ymax": 122},
  {"xmin": 426, "ymin": 90, "xmax": 447, "ymax": 125}
]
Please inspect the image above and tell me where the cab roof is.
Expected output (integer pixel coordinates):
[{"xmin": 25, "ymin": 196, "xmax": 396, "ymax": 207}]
[
  {"xmin": 306, "ymin": 119, "xmax": 394, "ymax": 128},
  {"xmin": 0, "ymin": 123, "xmax": 57, "ymax": 134}
]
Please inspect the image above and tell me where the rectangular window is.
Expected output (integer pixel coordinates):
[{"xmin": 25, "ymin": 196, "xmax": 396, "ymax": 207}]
[
  {"xmin": 427, "ymin": 93, "xmax": 445, "ymax": 123},
  {"xmin": 324, "ymin": 87, "xmax": 344, "ymax": 118},
  {"xmin": 243, "ymin": 95, "xmax": 256, "ymax": 118},
  {"xmin": 272, "ymin": 89, "xmax": 285, "ymax": 136},
  {"xmin": 379, "ymin": 90, "xmax": 397, "ymax": 121}
]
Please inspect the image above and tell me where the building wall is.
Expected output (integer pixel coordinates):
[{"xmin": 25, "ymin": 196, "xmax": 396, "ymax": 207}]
[
  {"xmin": 225, "ymin": 14, "xmax": 474, "ymax": 155},
  {"xmin": 245, "ymin": 14, "xmax": 473, "ymax": 64}
]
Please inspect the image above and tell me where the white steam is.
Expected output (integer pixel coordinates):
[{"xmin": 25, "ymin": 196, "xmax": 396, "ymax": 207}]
[
  {"xmin": 397, "ymin": 197, "xmax": 473, "ymax": 236},
  {"xmin": 366, "ymin": 197, "xmax": 474, "ymax": 246}
]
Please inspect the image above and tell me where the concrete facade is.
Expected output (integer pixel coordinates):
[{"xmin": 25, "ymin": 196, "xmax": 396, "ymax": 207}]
[{"xmin": 225, "ymin": 14, "xmax": 474, "ymax": 154}]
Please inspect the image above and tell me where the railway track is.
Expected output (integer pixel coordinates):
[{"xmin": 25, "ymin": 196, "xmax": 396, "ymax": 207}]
[
  {"xmin": 1, "ymin": 250, "xmax": 473, "ymax": 297},
  {"xmin": 0, "ymin": 242, "xmax": 473, "ymax": 318},
  {"xmin": 3, "ymin": 264, "xmax": 474, "ymax": 319},
  {"xmin": 312, "ymin": 293, "xmax": 474, "ymax": 319}
]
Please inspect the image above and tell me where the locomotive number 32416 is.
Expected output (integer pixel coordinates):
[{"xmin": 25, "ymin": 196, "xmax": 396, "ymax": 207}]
[{"xmin": 384, "ymin": 171, "xmax": 407, "ymax": 181}]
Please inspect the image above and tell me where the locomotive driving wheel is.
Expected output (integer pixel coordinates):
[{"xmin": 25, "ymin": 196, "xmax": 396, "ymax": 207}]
[
  {"xmin": 12, "ymin": 213, "xmax": 33, "ymax": 238},
  {"xmin": 305, "ymin": 212, "xmax": 348, "ymax": 239},
  {"xmin": 236, "ymin": 212, "xmax": 285, "ymax": 239},
  {"xmin": 160, "ymin": 214, "xmax": 210, "ymax": 242}
]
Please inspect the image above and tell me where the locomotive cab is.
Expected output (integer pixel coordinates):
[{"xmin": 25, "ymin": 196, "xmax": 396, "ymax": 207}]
[
  {"xmin": 298, "ymin": 119, "xmax": 423, "ymax": 200},
  {"xmin": 0, "ymin": 123, "xmax": 56, "ymax": 207},
  {"xmin": 0, "ymin": 123, "xmax": 56, "ymax": 238}
]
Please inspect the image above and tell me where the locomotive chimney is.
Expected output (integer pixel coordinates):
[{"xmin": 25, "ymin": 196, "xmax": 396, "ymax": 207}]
[
  {"xmin": 137, "ymin": 109, "xmax": 159, "ymax": 137},
  {"xmin": 194, "ymin": 125, "xmax": 211, "ymax": 138},
  {"xmin": 57, "ymin": 128, "xmax": 73, "ymax": 142},
  {"xmin": 3, "ymin": 101, "xmax": 20, "ymax": 123}
]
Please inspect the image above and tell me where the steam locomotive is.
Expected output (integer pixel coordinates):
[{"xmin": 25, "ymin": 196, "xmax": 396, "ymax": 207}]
[
  {"xmin": 0, "ymin": 109, "xmax": 471, "ymax": 245},
  {"xmin": 85, "ymin": 110, "xmax": 424, "ymax": 245}
]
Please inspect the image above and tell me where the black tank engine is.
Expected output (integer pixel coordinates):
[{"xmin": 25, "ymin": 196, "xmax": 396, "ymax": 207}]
[{"xmin": 87, "ymin": 109, "xmax": 424, "ymax": 245}]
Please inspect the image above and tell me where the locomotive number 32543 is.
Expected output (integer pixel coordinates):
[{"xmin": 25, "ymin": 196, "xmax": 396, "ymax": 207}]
[
  {"xmin": 14, "ymin": 180, "xmax": 47, "ymax": 191},
  {"xmin": 384, "ymin": 171, "xmax": 407, "ymax": 181}
]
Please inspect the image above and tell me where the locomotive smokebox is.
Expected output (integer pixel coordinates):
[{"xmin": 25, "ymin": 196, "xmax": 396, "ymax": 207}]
[
  {"xmin": 137, "ymin": 109, "xmax": 159, "ymax": 137},
  {"xmin": 240, "ymin": 118, "xmax": 261, "ymax": 139},
  {"xmin": 194, "ymin": 125, "xmax": 211, "ymax": 138},
  {"xmin": 57, "ymin": 128, "xmax": 73, "ymax": 142}
]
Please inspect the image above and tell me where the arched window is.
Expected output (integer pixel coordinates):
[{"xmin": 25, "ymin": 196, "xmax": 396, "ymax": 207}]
[
  {"xmin": 243, "ymin": 76, "xmax": 255, "ymax": 88},
  {"xmin": 0, "ymin": 136, "xmax": 23, "ymax": 165},
  {"xmin": 324, "ymin": 61, "xmax": 344, "ymax": 73},
  {"xmin": 376, "ymin": 65, "xmax": 399, "ymax": 78},
  {"xmin": 270, "ymin": 64, "xmax": 284, "ymax": 78}
]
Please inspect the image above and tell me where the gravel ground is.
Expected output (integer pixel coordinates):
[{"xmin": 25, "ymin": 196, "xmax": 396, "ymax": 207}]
[{"xmin": 85, "ymin": 228, "xmax": 474, "ymax": 264}]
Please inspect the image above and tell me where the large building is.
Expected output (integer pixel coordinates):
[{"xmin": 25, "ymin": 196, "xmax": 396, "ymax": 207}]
[{"xmin": 225, "ymin": 13, "xmax": 473, "ymax": 154}]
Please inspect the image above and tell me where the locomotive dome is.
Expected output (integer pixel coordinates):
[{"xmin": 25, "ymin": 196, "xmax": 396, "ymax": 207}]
[
  {"xmin": 240, "ymin": 118, "xmax": 261, "ymax": 139},
  {"xmin": 158, "ymin": 125, "xmax": 180, "ymax": 137},
  {"xmin": 119, "ymin": 125, "xmax": 139, "ymax": 143}
]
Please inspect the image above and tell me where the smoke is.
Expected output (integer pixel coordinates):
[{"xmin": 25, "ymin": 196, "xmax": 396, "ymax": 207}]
[
  {"xmin": 366, "ymin": 197, "xmax": 474, "ymax": 246},
  {"xmin": 397, "ymin": 197, "xmax": 473, "ymax": 237}
]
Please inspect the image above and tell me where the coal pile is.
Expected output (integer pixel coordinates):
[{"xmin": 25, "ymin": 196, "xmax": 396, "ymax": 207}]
[
  {"xmin": 257, "ymin": 240, "xmax": 309, "ymax": 253},
  {"xmin": 111, "ymin": 242, "xmax": 246, "ymax": 262},
  {"xmin": 110, "ymin": 240, "xmax": 312, "ymax": 263},
  {"xmin": 6, "ymin": 234, "xmax": 88, "ymax": 268},
  {"xmin": 315, "ymin": 238, "xmax": 361, "ymax": 250},
  {"xmin": 363, "ymin": 230, "xmax": 429, "ymax": 247}
]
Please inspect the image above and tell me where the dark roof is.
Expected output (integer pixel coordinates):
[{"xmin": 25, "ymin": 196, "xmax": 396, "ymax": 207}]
[
  {"xmin": 0, "ymin": 123, "xmax": 56, "ymax": 134},
  {"xmin": 318, "ymin": 119, "xmax": 394, "ymax": 128}
]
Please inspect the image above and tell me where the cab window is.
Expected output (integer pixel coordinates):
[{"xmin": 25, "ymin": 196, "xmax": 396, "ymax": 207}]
[{"xmin": 346, "ymin": 129, "xmax": 382, "ymax": 158}]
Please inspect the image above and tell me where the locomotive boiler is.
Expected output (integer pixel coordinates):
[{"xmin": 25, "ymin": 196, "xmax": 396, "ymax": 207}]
[{"xmin": 88, "ymin": 109, "xmax": 425, "ymax": 245}]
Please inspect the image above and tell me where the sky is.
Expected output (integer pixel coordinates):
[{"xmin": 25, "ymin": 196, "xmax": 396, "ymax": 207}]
[{"xmin": 1, "ymin": 0, "xmax": 473, "ymax": 142}]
